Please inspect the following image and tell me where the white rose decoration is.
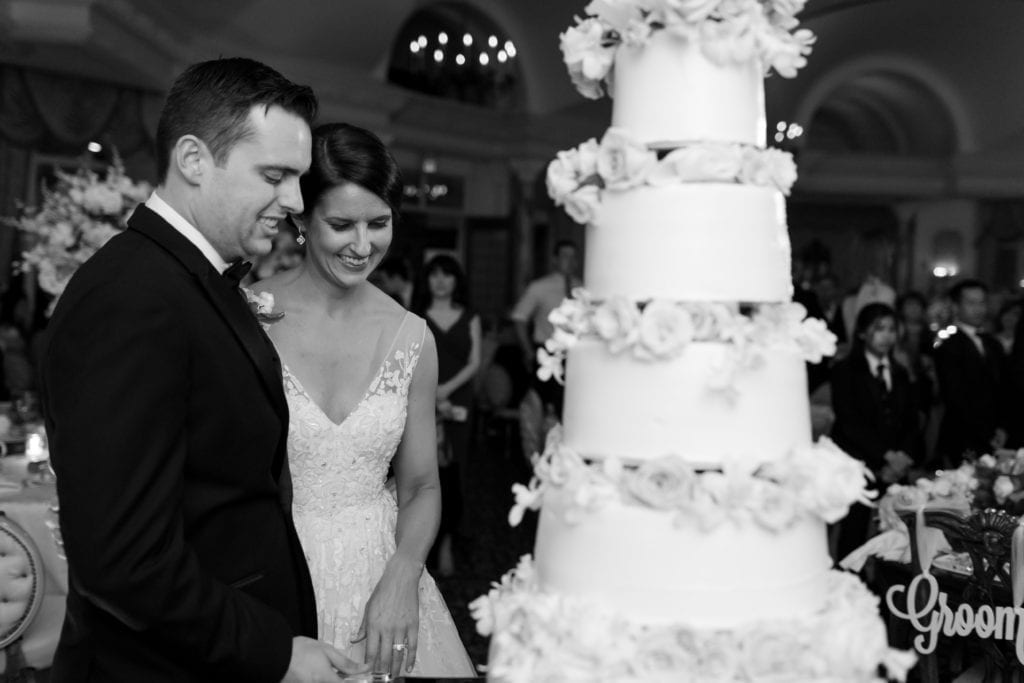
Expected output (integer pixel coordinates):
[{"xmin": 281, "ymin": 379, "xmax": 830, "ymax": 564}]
[
  {"xmin": 567, "ymin": 62, "xmax": 607, "ymax": 99},
  {"xmin": 651, "ymin": 143, "xmax": 744, "ymax": 186},
  {"xmin": 632, "ymin": 629, "xmax": 697, "ymax": 677},
  {"xmin": 994, "ymin": 475, "xmax": 1016, "ymax": 504},
  {"xmin": 753, "ymin": 481, "xmax": 799, "ymax": 531},
  {"xmin": 771, "ymin": 0, "xmax": 808, "ymax": 17},
  {"xmin": 628, "ymin": 456, "xmax": 697, "ymax": 509},
  {"xmin": 674, "ymin": 0, "xmax": 722, "ymax": 23},
  {"xmin": 794, "ymin": 316, "xmax": 837, "ymax": 363},
  {"xmin": 560, "ymin": 19, "xmax": 615, "ymax": 97},
  {"xmin": 636, "ymin": 300, "xmax": 694, "ymax": 359},
  {"xmin": 597, "ymin": 128, "xmax": 657, "ymax": 190},
  {"xmin": 562, "ymin": 185, "xmax": 601, "ymax": 224},
  {"xmin": 591, "ymin": 296, "xmax": 641, "ymax": 353},
  {"xmin": 546, "ymin": 152, "xmax": 583, "ymax": 203},
  {"xmin": 585, "ymin": 0, "xmax": 643, "ymax": 35},
  {"xmin": 743, "ymin": 628, "xmax": 803, "ymax": 675}
]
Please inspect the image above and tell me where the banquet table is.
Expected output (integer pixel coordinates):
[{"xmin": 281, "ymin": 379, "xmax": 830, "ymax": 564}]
[
  {"xmin": 0, "ymin": 452, "xmax": 66, "ymax": 673},
  {"xmin": 0, "ymin": 454, "xmax": 65, "ymax": 596}
]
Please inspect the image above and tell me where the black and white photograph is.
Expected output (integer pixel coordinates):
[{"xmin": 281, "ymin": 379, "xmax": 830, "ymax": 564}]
[{"xmin": 0, "ymin": 1, "xmax": 1023, "ymax": 681}]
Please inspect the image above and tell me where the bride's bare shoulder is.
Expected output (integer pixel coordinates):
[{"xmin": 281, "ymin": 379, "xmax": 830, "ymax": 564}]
[{"xmin": 251, "ymin": 268, "xmax": 301, "ymax": 296}]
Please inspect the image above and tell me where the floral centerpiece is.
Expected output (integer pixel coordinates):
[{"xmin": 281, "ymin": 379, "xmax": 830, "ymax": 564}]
[
  {"xmin": 966, "ymin": 449, "xmax": 1024, "ymax": 514},
  {"xmin": 560, "ymin": 0, "xmax": 816, "ymax": 100},
  {"xmin": 840, "ymin": 463, "xmax": 976, "ymax": 572},
  {"xmin": 6, "ymin": 155, "xmax": 152, "ymax": 312}
]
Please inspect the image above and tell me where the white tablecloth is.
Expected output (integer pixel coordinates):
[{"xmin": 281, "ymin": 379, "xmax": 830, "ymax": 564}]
[{"xmin": 0, "ymin": 455, "xmax": 66, "ymax": 596}]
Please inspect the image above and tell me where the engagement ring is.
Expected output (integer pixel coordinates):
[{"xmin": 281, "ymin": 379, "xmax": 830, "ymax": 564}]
[{"xmin": 392, "ymin": 643, "xmax": 407, "ymax": 652}]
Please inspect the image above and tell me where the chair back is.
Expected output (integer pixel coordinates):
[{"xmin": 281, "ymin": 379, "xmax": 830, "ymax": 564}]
[
  {"xmin": 899, "ymin": 507, "xmax": 1017, "ymax": 604},
  {"xmin": 898, "ymin": 507, "xmax": 1022, "ymax": 682},
  {"xmin": 0, "ymin": 511, "xmax": 45, "ymax": 650}
]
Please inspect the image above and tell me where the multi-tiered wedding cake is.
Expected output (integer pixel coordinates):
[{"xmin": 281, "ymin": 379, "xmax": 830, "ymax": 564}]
[{"xmin": 471, "ymin": 2, "xmax": 915, "ymax": 681}]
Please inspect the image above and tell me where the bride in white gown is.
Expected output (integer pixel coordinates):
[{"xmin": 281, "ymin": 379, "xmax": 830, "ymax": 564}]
[{"xmin": 254, "ymin": 122, "xmax": 475, "ymax": 679}]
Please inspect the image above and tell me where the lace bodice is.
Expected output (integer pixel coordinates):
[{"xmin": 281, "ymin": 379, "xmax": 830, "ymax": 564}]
[
  {"xmin": 284, "ymin": 312, "xmax": 425, "ymax": 514},
  {"xmin": 277, "ymin": 310, "xmax": 474, "ymax": 676}
]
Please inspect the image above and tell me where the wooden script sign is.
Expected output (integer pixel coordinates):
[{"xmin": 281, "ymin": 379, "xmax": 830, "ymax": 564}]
[{"xmin": 886, "ymin": 574, "xmax": 1024, "ymax": 664}]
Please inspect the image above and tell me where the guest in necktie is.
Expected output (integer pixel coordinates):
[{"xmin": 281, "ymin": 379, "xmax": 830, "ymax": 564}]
[
  {"xmin": 830, "ymin": 302, "xmax": 921, "ymax": 561},
  {"xmin": 933, "ymin": 279, "xmax": 1008, "ymax": 467}
]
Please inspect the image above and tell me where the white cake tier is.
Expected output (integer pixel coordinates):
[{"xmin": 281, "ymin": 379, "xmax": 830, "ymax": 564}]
[
  {"xmin": 584, "ymin": 184, "xmax": 793, "ymax": 302},
  {"xmin": 611, "ymin": 29, "xmax": 766, "ymax": 148},
  {"xmin": 533, "ymin": 487, "xmax": 832, "ymax": 629},
  {"xmin": 561, "ymin": 340, "xmax": 812, "ymax": 464},
  {"xmin": 476, "ymin": 557, "xmax": 914, "ymax": 683}
]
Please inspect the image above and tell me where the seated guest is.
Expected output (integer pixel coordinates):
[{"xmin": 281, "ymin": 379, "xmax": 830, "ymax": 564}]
[
  {"xmin": 830, "ymin": 302, "xmax": 921, "ymax": 560},
  {"xmin": 933, "ymin": 279, "xmax": 1008, "ymax": 466}
]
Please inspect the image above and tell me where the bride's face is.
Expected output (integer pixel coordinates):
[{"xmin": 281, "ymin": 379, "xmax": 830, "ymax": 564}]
[{"xmin": 305, "ymin": 181, "xmax": 392, "ymax": 288}]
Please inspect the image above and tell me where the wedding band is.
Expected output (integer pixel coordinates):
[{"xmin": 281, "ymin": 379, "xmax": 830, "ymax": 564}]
[{"xmin": 392, "ymin": 643, "xmax": 407, "ymax": 652}]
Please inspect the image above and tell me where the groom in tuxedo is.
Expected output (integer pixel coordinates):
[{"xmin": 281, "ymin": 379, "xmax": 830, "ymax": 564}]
[{"xmin": 40, "ymin": 58, "xmax": 365, "ymax": 682}]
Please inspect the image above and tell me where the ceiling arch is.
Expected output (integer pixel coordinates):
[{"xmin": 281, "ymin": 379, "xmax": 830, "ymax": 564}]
[{"xmin": 793, "ymin": 54, "xmax": 974, "ymax": 155}]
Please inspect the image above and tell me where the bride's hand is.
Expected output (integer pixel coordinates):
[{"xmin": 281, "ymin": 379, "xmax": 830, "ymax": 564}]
[{"xmin": 351, "ymin": 556, "xmax": 422, "ymax": 679}]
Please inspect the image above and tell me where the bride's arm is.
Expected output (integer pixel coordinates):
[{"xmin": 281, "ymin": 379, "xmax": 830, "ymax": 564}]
[{"xmin": 357, "ymin": 329, "xmax": 441, "ymax": 678}]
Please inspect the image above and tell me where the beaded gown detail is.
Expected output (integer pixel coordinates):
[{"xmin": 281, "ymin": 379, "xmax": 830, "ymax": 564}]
[{"xmin": 282, "ymin": 312, "xmax": 475, "ymax": 676}]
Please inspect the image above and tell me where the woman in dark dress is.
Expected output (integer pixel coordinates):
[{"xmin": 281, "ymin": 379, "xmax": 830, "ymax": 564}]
[
  {"xmin": 831, "ymin": 302, "xmax": 922, "ymax": 561},
  {"xmin": 412, "ymin": 254, "xmax": 481, "ymax": 576}
]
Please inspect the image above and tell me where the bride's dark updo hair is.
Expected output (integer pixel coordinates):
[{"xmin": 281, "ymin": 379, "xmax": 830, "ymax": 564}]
[{"xmin": 299, "ymin": 122, "xmax": 404, "ymax": 223}]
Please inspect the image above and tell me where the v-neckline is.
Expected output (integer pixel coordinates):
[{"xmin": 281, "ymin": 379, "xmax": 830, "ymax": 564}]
[
  {"xmin": 427, "ymin": 307, "xmax": 466, "ymax": 335},
  {"xmin": 284, "ymin": 362, "xmax": 382, "ymax": 428},
  {"xmin": 282, "ymin": 312, "xmax": 411, "ymax": 427}
]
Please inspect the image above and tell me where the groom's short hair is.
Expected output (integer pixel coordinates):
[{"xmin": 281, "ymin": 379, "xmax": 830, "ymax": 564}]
[{"xmin": 155, "ymin": 57, "xmax": 318, "ymax": 184}]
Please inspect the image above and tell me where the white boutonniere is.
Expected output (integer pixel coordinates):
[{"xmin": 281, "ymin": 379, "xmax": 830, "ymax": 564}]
[{"xmin": 241, "ymin": 287, "xmax": 284, "ymax": 324}]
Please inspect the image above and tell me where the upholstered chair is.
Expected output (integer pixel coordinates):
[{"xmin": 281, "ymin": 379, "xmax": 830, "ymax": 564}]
[{"xmin": 0, "ymin": 511, "xmax": 63, "ymax": 682}]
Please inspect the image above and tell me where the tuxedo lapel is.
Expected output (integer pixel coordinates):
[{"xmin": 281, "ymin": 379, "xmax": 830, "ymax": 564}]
[{"xmin": 126, "ymin": 205, "xmax": 288, "ymax": 422}]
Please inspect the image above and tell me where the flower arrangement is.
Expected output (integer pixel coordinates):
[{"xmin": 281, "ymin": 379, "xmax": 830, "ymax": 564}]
[
  {"xmin": 546, "ymin": 127, "xmax": 797, "ymax": 224},
  {"xmin": 875, "ymin": 464, "xmax": 977, "ymax": 533},
  {"xmin": 470, "ymin": 556, "xmax": 914, "ymax": 682},
  {"xmin": 965, "ymin": 449, "xmax": 1024, "ymax": 514},
  {"xmin": 508, "ymin": 427, "xmax": 873, "ymax": 531},
  {"xmin": 560, "ymin": 0, "xmax": 816, "ymax": 99},
  {"xmin": 241, "ymin": 287, "xmax": 284, "ymax": 325},
  {"xmin": 536, "ymin": 291, "xmax": 836, "ymax": 391},
  {"xmin": 7, "ymin": 155, "xmax": 151, "ymax": 310}
]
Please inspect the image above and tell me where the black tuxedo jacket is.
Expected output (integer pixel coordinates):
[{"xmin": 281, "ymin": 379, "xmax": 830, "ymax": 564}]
[
  {"xmin": 933, "ymin": 326, "xmax": 1006, "ymax": 462},
  {"xmin": 830, "ymin": 352, "xmax": 920, "ymax": 475},
  {"xmin": 40, "ymin": 205, "xmax": 317, "ymax": 682}
]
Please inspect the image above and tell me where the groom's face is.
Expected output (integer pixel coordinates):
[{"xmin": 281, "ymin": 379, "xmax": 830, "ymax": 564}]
[{"xmin": 201, "ymin": 105, "xmax": 311, "ymax": 263}]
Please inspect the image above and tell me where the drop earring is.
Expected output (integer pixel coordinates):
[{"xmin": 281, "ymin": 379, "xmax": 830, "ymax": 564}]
[{"xmin": 296, "ymin": 232, "xmax": 306, "ymax": 246}]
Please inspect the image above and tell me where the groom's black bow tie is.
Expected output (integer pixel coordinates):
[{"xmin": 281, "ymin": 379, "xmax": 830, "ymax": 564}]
[{"xmin": 223, "ymin": 260, "xmax": 252, "ymax": 285}]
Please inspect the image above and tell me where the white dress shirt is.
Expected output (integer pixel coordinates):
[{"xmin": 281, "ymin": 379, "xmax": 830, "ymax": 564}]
[
  {"xmin": 865, "ymin": 351, "xmax": 891, "ymax": 391},
  {"xmin": 955, "ymin": 321, "xmax": 986, "ymax": 357},
  {"xmin": 145, "ymin": 192, "xmax": 230, "ymax": 274}
]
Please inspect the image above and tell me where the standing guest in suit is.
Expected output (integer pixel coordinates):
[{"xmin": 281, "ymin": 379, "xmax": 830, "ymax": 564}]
[
  {"xmin": 39, "ymin": 58, "xmax": 366, "ymax": 682},
  {"xmin": 1006, "ymin": 301, "xmax": 1024, "ymax": 448},
  {"xmin": 831, "ymin": 303, "xmax": 921, "ymax": 560},
  {"xmin": 933, "ymin": 278, "xmax": 1008, "ymax": 467}
]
